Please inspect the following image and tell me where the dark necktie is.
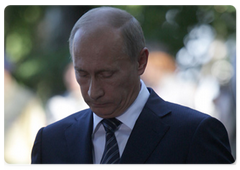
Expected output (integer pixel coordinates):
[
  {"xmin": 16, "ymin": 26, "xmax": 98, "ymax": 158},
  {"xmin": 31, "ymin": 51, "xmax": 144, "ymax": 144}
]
[{"xmin": 100, "ymin": 118, "xmax": 122, "ymax": 164}]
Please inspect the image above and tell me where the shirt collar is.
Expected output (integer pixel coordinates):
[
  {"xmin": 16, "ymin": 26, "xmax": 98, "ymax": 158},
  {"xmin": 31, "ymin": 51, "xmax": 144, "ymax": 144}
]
[{"xmin": 93, "ymin": 79, "xmax": 150, "ymax": 133}]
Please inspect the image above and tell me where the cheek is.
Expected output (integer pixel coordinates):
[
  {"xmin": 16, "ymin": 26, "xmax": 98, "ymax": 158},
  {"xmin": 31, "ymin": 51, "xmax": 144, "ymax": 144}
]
[{"xmin": 105, "ymin": 76, "xmax": 133, "ymax": 98}]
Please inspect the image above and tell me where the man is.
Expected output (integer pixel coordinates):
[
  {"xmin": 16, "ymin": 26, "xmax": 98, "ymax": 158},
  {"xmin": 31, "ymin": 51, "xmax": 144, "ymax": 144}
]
[{"xmin": 31, "ymin": 7, "xmax": 234, "ymax": 164}]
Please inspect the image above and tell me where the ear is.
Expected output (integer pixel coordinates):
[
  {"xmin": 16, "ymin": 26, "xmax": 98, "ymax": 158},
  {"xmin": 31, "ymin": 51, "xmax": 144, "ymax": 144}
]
[{"xmin": 137, "ymin": 47, "xmax": 149, "ymax": 76}]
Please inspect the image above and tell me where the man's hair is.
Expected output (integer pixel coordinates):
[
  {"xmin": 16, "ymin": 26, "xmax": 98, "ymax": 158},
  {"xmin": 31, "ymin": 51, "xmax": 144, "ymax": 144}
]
[{"xmin": 69, "ymin": 7, "xmax": 145, "ymax": 61}]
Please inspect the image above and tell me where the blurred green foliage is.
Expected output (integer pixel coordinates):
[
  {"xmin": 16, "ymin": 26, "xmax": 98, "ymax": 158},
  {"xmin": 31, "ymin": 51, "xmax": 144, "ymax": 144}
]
[{"xmin": 4, "ymin": 5, "xmax": 236, "ymax": 103}]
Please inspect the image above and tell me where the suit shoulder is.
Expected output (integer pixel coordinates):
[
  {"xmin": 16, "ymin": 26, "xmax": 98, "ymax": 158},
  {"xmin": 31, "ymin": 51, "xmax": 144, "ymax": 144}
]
[
  {"xmin": 146, "ymin": 89, "xmax": 210, "ymax": 123},
  {"xmin": 157, "ymin": 100, "xmax": 213, "ymax": 128},
  {"xmin": 166, "ymin": 101, "xmax": 209, "ymax": 119},
  {"xmin": 43, "ymin": 108, "xmax": 91, "ymax": 134},
  {"xmin": 165, "ymin": 102, "xmax": 223, "ymax": 131}
]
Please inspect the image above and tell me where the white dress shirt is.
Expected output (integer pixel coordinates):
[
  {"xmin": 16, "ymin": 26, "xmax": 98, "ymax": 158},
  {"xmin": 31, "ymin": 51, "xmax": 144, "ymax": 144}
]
[{"xmin": 92, "ymin": 79, "xmax": 150, "ymax": 163}]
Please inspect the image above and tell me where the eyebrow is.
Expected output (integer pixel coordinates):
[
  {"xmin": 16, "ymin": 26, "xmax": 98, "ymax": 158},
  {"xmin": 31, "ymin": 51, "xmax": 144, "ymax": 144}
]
[
  {"xmin": 74, "ymin": 67, "xmax": 85, "ymax": 72},
  {"xmin": 74, "ymin": 67, "xmax": 115, "ymax": 74}
]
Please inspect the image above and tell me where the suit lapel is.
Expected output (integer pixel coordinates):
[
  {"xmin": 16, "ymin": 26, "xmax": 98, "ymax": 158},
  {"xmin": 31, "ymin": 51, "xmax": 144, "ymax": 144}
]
[
  {"xmin": 120, "ymin": 88, "xmax": 171, "ymax": 163},
  {"xmin": 64, "ymin": 109, "xmax": 93, "ymax": 163}
]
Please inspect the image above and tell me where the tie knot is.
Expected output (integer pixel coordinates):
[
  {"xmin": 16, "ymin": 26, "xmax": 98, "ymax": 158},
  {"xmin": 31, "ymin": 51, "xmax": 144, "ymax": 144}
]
[{"xmin": 101, "ymin": 118, "xmax": 122, "ymax": 133}]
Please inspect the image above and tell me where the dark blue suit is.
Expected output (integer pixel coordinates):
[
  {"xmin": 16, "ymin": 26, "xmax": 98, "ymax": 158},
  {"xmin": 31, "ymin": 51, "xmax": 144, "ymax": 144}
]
[{"xmin": 31, "ymin": 88, "xmax": 234, "ymax": 163}]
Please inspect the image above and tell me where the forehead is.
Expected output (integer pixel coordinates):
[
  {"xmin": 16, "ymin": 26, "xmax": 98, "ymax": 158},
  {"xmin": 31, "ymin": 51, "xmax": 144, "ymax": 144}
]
[
  {"xmin": 72, "ymin": 28, "xmax": 130, "ymax": 70},
  {"xmin": 74, "ymin": 26, "xmax": 122, "ymax": 46},
  {"xmin": 73, "ymin": 28, "xmax": 125, "ymax": 59}
]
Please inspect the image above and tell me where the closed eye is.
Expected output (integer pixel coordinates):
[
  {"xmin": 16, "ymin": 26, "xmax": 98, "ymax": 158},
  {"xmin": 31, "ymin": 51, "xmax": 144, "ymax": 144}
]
[
  {"xmin": 100, "ymin": 71, "xmax": 114, "ymax": 78},
  {"xmin": 75, "ymin": 69, "xmax": 89, "ymax": 78}
]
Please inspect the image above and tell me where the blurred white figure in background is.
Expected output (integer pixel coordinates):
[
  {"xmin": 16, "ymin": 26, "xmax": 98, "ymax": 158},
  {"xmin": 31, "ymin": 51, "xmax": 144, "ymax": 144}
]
[{"xmin": 4, "ymin": 58, "xmax": 46, "ymax": 164}]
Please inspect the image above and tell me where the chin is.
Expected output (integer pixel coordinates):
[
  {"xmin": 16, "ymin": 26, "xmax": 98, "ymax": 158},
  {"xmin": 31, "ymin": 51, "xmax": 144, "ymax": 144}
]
[
  {"xmin": 91, "ymin": 107, "xmax": 117, "ymax": 118},
  {"xmin": 91, "ymin": 107, "xmax": 109, "ymax": 116}
]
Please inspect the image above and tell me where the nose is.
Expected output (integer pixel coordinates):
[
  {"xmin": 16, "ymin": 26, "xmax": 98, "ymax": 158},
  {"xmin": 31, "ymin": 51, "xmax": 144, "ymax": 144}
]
[{"xmin": 88, "ymin": 78, "xmax": 104, "ymax": 100}]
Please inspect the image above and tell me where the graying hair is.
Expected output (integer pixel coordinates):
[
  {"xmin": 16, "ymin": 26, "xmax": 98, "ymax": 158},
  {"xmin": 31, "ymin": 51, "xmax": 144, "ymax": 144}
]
[{"xmin": 69, "ymin": 7, "xmax": 145, "ymax": 61}]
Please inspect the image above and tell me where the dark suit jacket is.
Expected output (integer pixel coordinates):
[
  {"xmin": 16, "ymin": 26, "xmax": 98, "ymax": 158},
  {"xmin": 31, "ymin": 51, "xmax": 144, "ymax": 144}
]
[{"xmin": 31, "ymin": 88, "xmax": 234, "ymax": 164}]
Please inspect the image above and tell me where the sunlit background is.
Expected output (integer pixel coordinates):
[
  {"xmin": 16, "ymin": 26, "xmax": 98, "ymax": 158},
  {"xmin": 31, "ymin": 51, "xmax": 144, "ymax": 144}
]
[{"xmin": 4, "ymin": 5, "xmax": 236, "ymax": 164}]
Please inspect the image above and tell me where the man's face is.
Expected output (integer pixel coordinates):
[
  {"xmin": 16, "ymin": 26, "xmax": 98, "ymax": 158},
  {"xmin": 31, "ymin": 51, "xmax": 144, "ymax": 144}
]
[{"xmin": 72, "ymin": 28, "xmax": 141, "ymax": 118}]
